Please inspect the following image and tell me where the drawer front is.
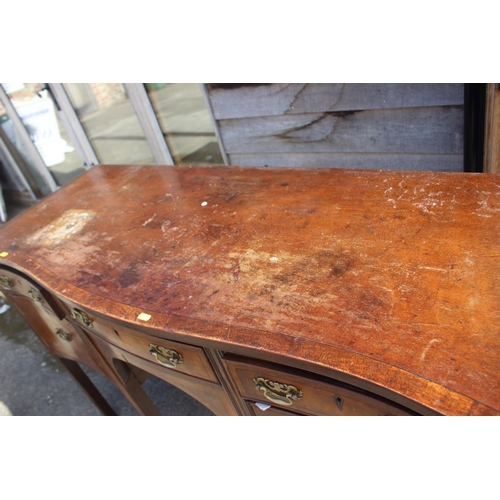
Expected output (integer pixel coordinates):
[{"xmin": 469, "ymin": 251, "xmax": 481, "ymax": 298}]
[
  {"xmin": 0, "ymin": 269, "xmax": 102, "ymax": 372},
  {"xmin": 225, "ymin": 357, "xmax": 412, "ymax": 416},
  {"xmin": 246, "ymin": 400, "xmax": 301, "ymax": 416},
  {"xmin": 6, "ymin": 292, "xmax": 101, "ymax": 372},
  {"xmin": 0, "ymin": 268, "xmax": 65, "ymax": 319},
  {"xmin": 87, "ymin": 333, "xmax": 237, "ymax": 416},
  {"xmin": 62, "ymin": 300, "xmax": 218, "ymax": 383},
  {"xmin": 0, "ymin": 268, "xmax": 24, "ymax": 294}
]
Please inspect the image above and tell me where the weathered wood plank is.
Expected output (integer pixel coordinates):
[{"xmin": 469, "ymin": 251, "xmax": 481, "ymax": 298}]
[
  {"xmin": 484, "ymin": 83, "xmax": 500, "ymax": 173},
  {"xmin": 229, "ymin": 153, "xmax": 463, "ymax": 172},
  {"xmin": 206, "ymin": 83, "xmax": 464, "ymax": 119},
  {"xmin": 219, "ymin": 106, "xmax": 464, "ymax": 155}
]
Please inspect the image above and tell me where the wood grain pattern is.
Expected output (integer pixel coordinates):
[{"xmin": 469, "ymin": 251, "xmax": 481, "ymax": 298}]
[
  {"xmin": 1, "ymin": 164, "xmax": 499, "ymax": 415},
  {"xmin": 218, "ymin": 107, "xmax": 464, "ymax": 155},
  {"xmin": 484, "ymin": 83, "xmax": 500, "ymax": 173},
  {"xmin": 205, "ymin": 84, "xmax": 464, "ymax": 119},
  {"xmin": 205, "ymin": 83, "xmax": 464, "ymax": 172}
]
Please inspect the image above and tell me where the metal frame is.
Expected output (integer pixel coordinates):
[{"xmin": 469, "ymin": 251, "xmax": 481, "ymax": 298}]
[
  {"xmin": 200, "ymin": 83, "xmax": 230, "ymax": 166},
  {"xmin": 0, "ymin": 82, "xmax": 228, "ymax": 204},
  {"xmin": 47, "ymin": 84, "xmax": 99, "ymax": 168},
  {"xmin": 123, "ymin": 83, "xmax": 174, "ymax": 165},
  {"xmin": 0, "ymin": 85, "xmax": 58, "ymax": 192},
  {"xmin": 0, "ymin": 133, "xmax": 38, "ymax": 200}
]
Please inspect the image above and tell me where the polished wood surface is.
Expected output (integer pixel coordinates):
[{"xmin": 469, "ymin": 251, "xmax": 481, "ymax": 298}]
[{"xmin": 1, "ymin": 164, "xmax": 500, "ymax": 415}]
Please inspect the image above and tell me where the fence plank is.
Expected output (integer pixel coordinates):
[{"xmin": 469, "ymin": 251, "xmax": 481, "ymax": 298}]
[
  {"xmin": 219, "ymin": 106, "xmax": 463, "ymax": 155},
  {"xmin": 206, "ymin": 83, "xmax": 464, "ymax": 120}
]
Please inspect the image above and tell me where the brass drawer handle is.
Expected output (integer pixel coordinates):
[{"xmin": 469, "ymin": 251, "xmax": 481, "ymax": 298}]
[
  {"xmin": 28, "ymin": 288, "xmax": 43, "ymax": 303},
  {"xmin": 71, "ymin": 308, "xmax": 93, "ymax": 328},
  {"xmin": 148, "ymin": 344, "xmax": 183, "ymax": 368},
  {"xmin": 55, "ymin": 329, "xmax": 74, "ymax": 342},
  {"xmin": 253, "ymin": 377, "xmax": 303, "ymax": 406},
  {"xmin": 0, "ymin": 275, "xmax": 14, "ymax": 290}
]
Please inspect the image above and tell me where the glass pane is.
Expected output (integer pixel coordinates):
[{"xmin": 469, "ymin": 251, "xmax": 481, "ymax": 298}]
[
  {"xmin": 146, "ymin": 83, "xmax": 223, "ymax": 165},
  {"xmin": 63, "ymin": 83, "xmax": 155, "ymax": 165},
  {"xmin": 0, "ymin": 83, "xmax": 83, "ymax": 188}
]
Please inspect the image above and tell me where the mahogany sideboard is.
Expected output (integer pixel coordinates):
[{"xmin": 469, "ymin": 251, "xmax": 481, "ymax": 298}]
[{"xmin": 1, "ymin": 164, "xmax": 499, "ymax": 416}]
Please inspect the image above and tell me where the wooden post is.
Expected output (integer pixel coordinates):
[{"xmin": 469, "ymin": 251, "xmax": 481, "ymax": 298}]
[{"xmin": 484, "ymin": 83, "xmax": 500, "ymax": 173}]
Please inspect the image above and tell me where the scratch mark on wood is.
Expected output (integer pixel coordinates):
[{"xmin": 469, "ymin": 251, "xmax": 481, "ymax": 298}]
[
  {"xmin": 142, "ymin": 214, "xmax": 156, "ymax": 227},
  {"xmin": 225, "ymin": 191, "xmax": 239, "ymax": 203},
  {"xmin": 161, "ymin": 221, "xmax": 171, "ymax": 234},
  {"xmin": 420, "ymin": 338, "xmax": 442, "ymax": 362},
  {"xmin": 417, "ymin": 266, "xmax": 449, "ymax": 273}
]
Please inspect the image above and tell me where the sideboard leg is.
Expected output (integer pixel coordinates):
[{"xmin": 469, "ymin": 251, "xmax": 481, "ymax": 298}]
[
  {"xmin": 57, "ymin": 357, "xmax": 117, "ymax": 416},
  {"xmin": 119, "ymin": 372, "xmax": 161, "ymax": 416}
]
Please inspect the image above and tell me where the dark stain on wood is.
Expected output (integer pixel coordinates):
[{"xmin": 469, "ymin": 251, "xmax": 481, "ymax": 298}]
[
  {"xmin": 274, "ymin": 111, "xmax": 359, "ymax": 144},
  {"xmin": 118, "ymin": 261, "xmax": 142, "ymax": 289},
  {"xmin": 207, "ymin": 84, "xmax": 271, "ymax": 91},
  {"xmin": 326, "ymin": 110, "xmax": 358, "ymax": 118},
  {"xmin": 224, "ymin": 191, "xmax": 239, "ymax": 203},
  {"xmin": 276, "ymin": 113, "xmax": 330, "ymax": 141}
]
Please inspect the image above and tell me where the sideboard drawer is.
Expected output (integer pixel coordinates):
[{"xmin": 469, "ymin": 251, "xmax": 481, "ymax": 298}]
[
  {"xmin": 0, "ymin": 268, "xmax": 65, "ymax": 319},
  {"xmin": 6, "ymin": 292, "xmax": 102, "ymax": 372},
  {"xmin": 63, "ymin": 301, "xmax": 218, "ymax": 383},
  {"xmin": 246, "ymin": 400, "xmax": 301, "ymax": 416},
  {"xmin": 86, "ymin": 332, "xmax": 237, "ymax": 416},
  {"xmin": 225, "ymin": 357, "xmax": 412, "ymax": 416}
]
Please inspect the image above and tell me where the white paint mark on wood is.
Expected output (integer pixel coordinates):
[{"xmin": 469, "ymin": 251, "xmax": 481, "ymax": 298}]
[{"xmin": 417, "ymin": 266, "xmax": 448, "ymax": 273}]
